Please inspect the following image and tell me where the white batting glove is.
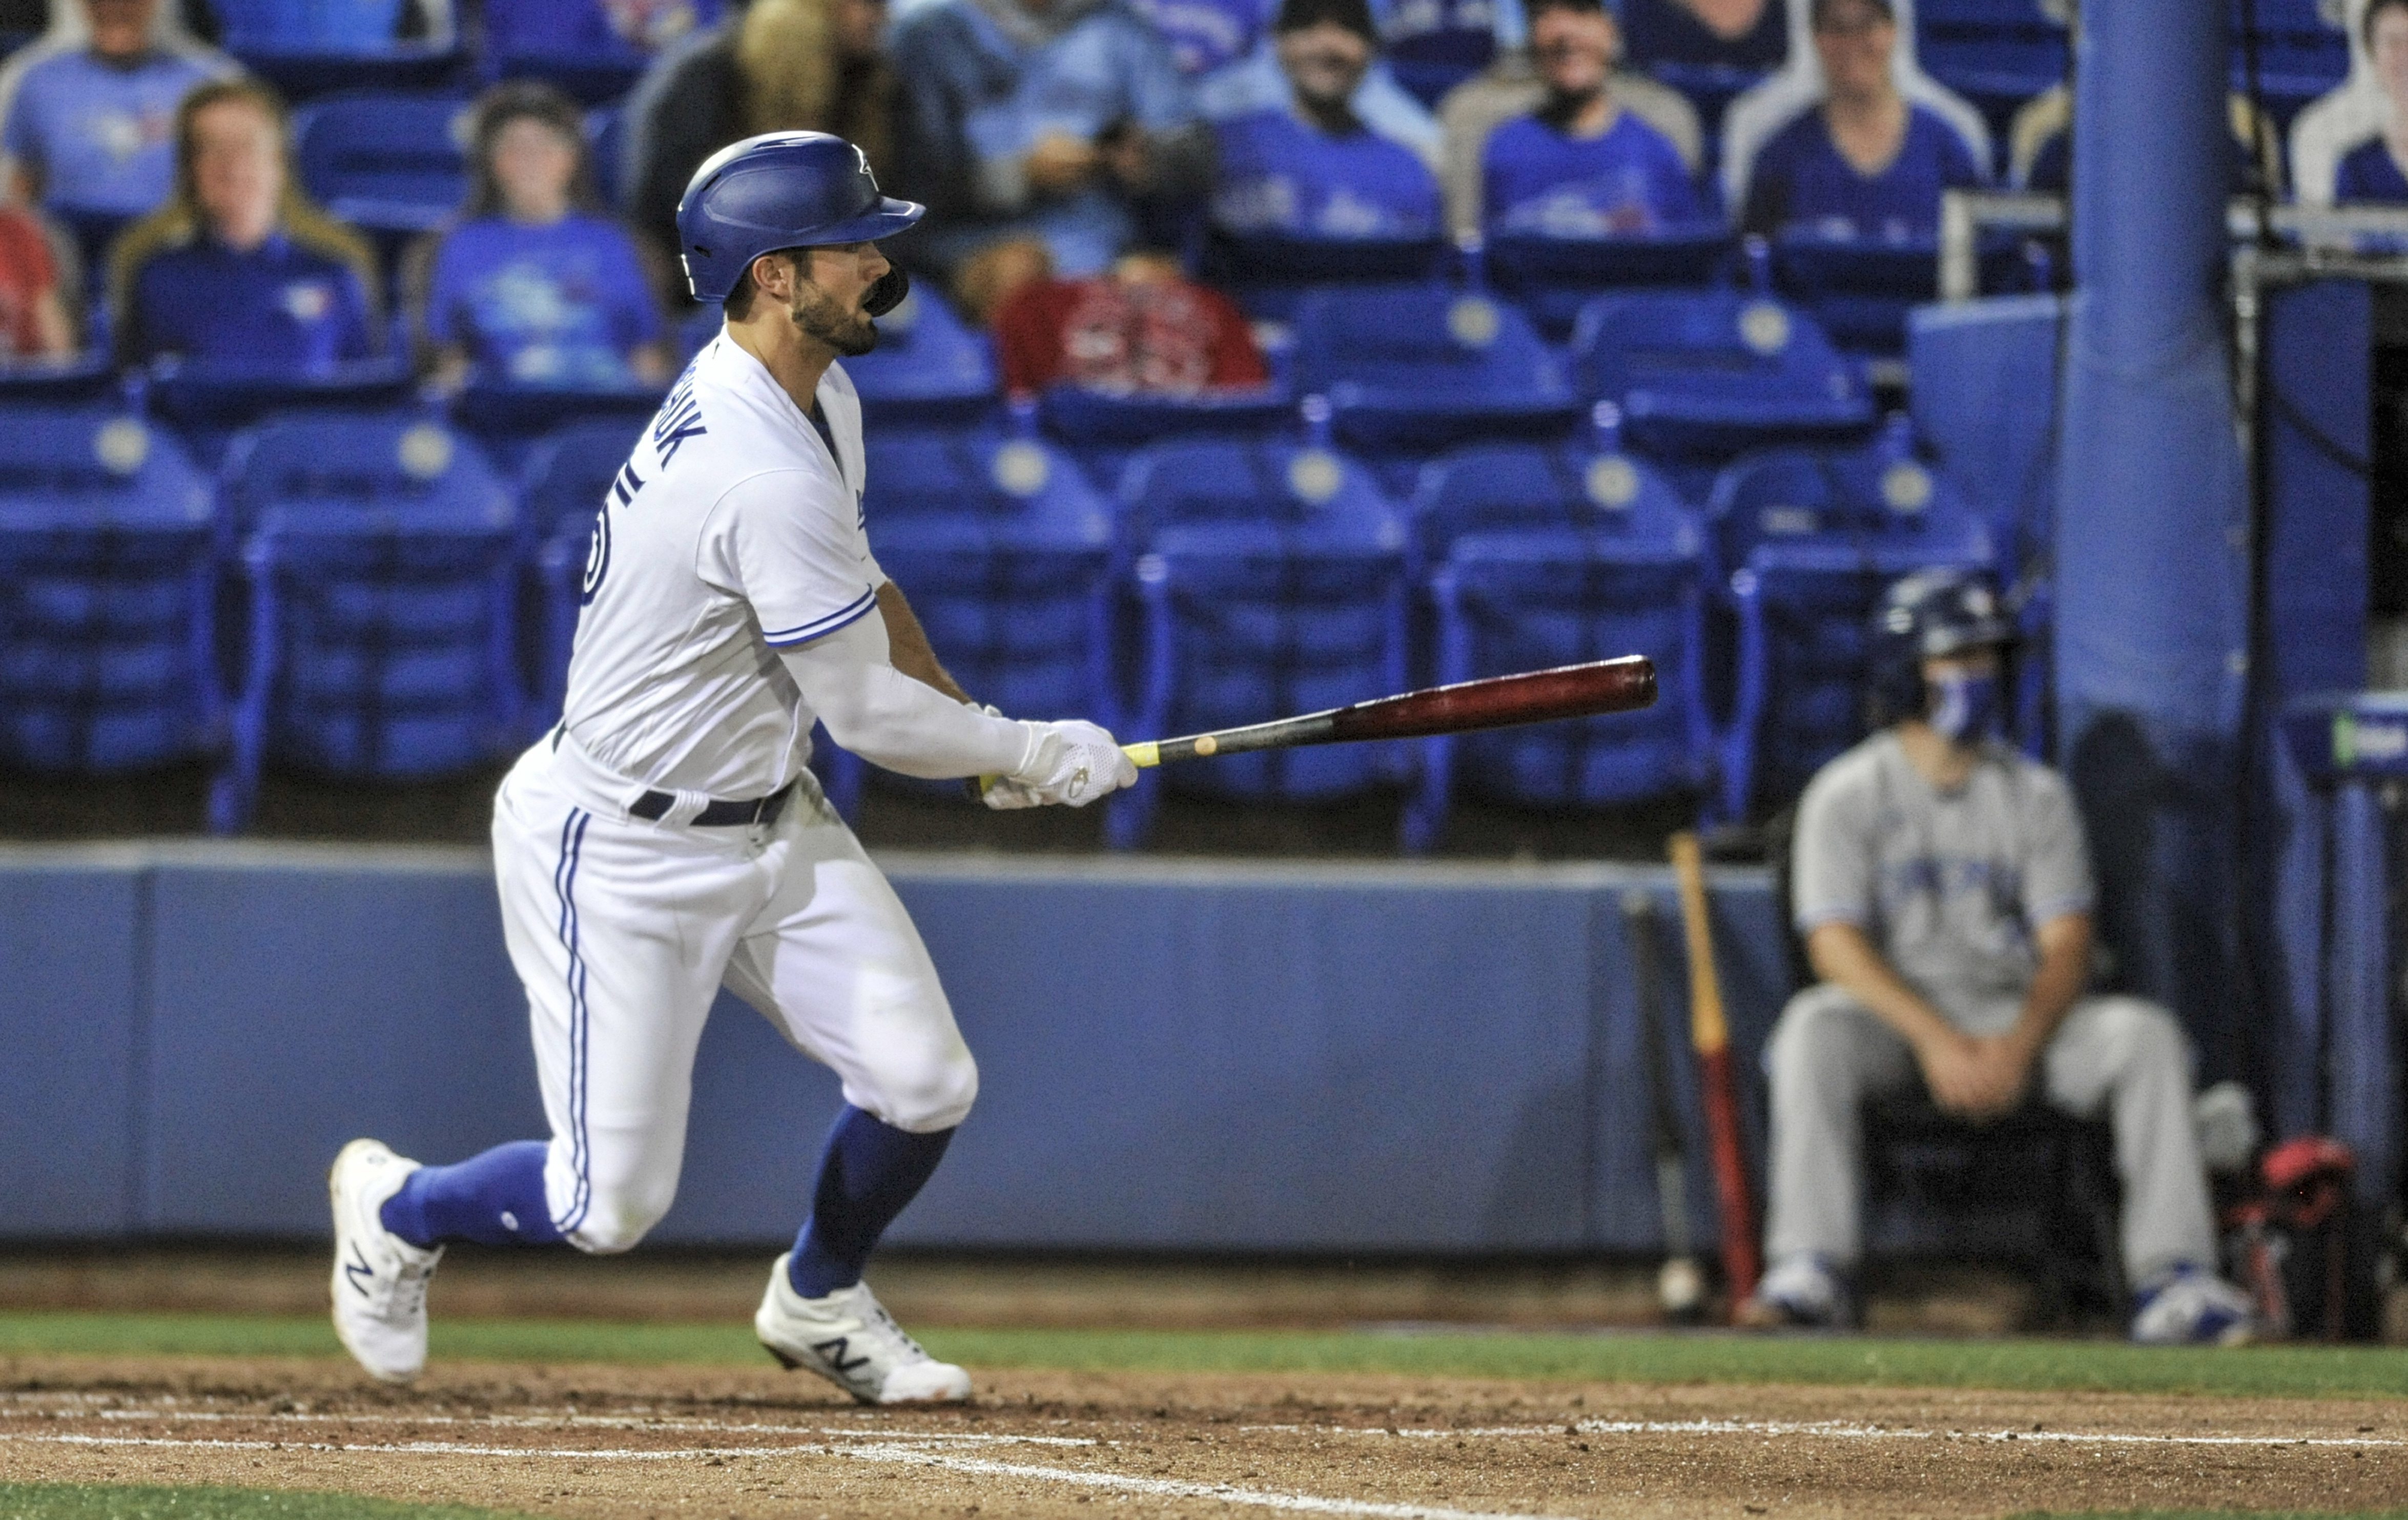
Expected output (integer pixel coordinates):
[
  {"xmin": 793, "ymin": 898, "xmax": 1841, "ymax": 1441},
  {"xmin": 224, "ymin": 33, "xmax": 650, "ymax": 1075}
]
[
  {"xmin": 965, "ymin": 702, "xmax": 1046, "ymax": 810},
  {"xmin": 1003, "ymin": 719, "xmax": 1138, "ymax": 808}
]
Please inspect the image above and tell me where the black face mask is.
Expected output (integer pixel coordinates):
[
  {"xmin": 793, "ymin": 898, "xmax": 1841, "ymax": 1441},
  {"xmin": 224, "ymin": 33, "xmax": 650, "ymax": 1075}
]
[{"xmin": 863, "ymin": 266, "xmax": 910, "ymax": 318}]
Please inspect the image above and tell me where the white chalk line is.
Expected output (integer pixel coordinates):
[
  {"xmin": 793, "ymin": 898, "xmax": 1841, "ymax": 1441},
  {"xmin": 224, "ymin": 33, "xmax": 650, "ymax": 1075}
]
[
  {"xmin": 1251, "ymin": 1417, "xmax": 2406, "ymax": 1451},
  {"xmin": 0, "ymin": 1431, "xmax": 1572, "ymax": 1520}
]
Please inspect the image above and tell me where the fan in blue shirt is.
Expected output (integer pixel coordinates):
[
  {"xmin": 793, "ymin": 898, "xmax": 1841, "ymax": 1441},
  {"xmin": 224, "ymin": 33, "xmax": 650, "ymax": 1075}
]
[
  {"xmin": 2336, "ymin": 0, "xmax": 2408, "ymax": 203},
  {"xmin": 1481, "ymin": 0, "xmax": 1702, "ymax": 237},
  {"xmin": 1209, "ymin": 0, "xmax": 1442, "ymax": 240},
  {"xmin": 419, "ymin": 83, "xmax": 667, "ymax": 390},
  {"xmin": 1130, "ymin": 0, "xmax": 1273, "ymax": 74},
  {"xmin": 1738, "ymin": 0, "xmax": 1981, "ymax": 242},
  {"xmin": 2, "ymin": 0, "xmax": 237, "ymax": 222},
  {"xmin": 112, "ymin": 80, "xmax": 378, "ymax": 371}
]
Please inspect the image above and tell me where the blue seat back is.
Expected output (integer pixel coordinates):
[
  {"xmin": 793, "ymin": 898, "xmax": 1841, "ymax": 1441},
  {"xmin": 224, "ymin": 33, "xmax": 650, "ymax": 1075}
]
[
  {"xmin": 216, "ymin": 0, "xmax": 405, "ymax": 47},
  {"xmin": 247, "ymin": 502, "xmax": 523, "ymax": 778},
  {"xmin": 1294, "ymin": 286, "xmax": 1580, "ymax": 459},
  {"xmin": 1121, "ymin": 438, "xmax": 1409, "ymax": 800},
  {"xmin": 292, "ymin": 92, "xmax": 474, "ymax": 231},
  {"xmin": 840, "ymin": 284, "xmax": 998, "ymax": 426},
  {"xmin": 1570, "ymin": 288, "xmax": 1872, "ymax": 461},
  {"xmin": 1408, "ymin": 436, "xmax": 1698, "ymax": 570},
  {"xmin": 1771, "ymin": 236, "xmax": 1941, "ymax": 356},
  {"xmin": 1438, "ymin": 524, "xmax": 1711, "ymax": 807},
  {"xmin": 521, "ymin": 417, "xmax": 650, "ymax": 541},
  {"xmin": 0, "ymin": 409, "xmax": 220, "ymax": 772},
  {"xmin": 222, "ymin": 413, "xmax": 511, "ymax": 533},
  {"xmin": 863, "ymin": 429, "xmax": 1116, "ymax": 719},
  {"xmin": 1713, "ymin": 434, "xmax": 1997, "ymax": 814},
  {"xmin": 1482, "ymin": 229, "xmax": 1738, "ymax": 338}
]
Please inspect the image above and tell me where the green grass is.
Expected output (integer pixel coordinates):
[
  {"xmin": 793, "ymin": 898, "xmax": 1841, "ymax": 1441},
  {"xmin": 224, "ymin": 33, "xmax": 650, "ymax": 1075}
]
[
  {"xmin": 0, "ymin": 1483, "xmax": 532, "ymax": 1519},
  {"xmin": 2, "ymin": 1310, "xmax": 2404, "ymax": 1400}
]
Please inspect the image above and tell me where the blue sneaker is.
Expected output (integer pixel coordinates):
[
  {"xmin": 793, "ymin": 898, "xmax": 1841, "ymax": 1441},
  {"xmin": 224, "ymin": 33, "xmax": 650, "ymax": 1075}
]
[{"xmin": 2129, "ymin": 1264, "xmax": 2255, "ymax": 1345}]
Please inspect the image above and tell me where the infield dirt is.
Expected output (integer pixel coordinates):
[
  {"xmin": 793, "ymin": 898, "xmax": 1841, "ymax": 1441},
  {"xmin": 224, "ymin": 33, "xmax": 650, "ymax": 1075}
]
[{"xmin": 5, "ymin": 1355, "xmax": 2406, "ymax": 1519}]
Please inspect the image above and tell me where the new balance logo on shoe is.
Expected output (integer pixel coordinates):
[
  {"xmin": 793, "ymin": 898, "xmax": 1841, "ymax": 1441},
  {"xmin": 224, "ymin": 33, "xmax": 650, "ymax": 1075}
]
[
  {"xmin": 344, "ymin": 1245, "xmax": 376, "ymax": 1299},
  {"xmin": 813, "ymin": 1336, "xmax": 872, "ymax": 1375}
]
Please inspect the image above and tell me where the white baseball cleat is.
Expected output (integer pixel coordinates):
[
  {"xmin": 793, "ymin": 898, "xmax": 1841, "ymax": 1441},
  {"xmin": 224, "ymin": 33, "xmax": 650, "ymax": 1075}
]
[
  {"xmin": 755, "ymin": 1253, "xmax": 971, "ymax": 1404},
  {"xmin": 328, "ymin": 1138, "xmax": 444, "ymax": 1384}
]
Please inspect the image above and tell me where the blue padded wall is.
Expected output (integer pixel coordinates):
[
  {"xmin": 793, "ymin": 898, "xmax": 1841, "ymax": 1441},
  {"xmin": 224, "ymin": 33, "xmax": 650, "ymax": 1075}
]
[
  {"xmin": 140, "ymin": 850, "xmax": 544, "ymax": 1234},
  {"xmin": 0, "ymin": 845, "xmax": 1790, "ymax": 1251},
  {"xmin": 0, "ymin": 852, "xmax": 145, "ymax": 1237}
]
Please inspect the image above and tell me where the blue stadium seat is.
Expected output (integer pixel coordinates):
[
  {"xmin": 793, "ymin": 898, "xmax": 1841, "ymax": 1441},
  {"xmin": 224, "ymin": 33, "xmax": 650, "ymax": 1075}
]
[
  {"xmin": 520, "ymin": 416, "xmax": 650, "ymax": 542},
  {"xmin": 143, "ymin": 357, "xmax": 420, "ymax": 469},
  {"xmin": 1199, "ymin": 233, "xmax": 1449, "ymax": 321},
  {"xmin": 1916, "ymin": 0, "xmax": 2067, "ymax": 131},
  {"xmin": 1291, "ymin": 285, "xmax": 1582, "ymax": 482},
  {"xmin": 291, "ymin": 91, "xmax": 475, "ymax": 239},
  {"xmin": 586, "ymin": 105, "xmax": 627, "ymax": 209},
  {"xmin": 1038, "ymin": 382, "xmax": 1293, "ymax": 491},
  {"xmin": 1110, "ymin": 436, "xmax": 1410, "ymax": 846},
  {"xmin": 840, "ymin": 283, "xmax": 999, "ymax": 428},
  {"xmin": 218, "ymin": 412, "xmax": 511, "ymax": 535},
  {"xmin": 1770, "ymin": 236, "xmax": 1939, "ymax": 356},
  {"xmin": 212, "ymin": 495, "xmax": 524, "ymax": 832},
  {"xmin": 0, "ymin": 352, "xmax": 121, "ymax": 405},
  {"xmin": 1708, "ymin": 422, "xmax": 1997, "ymax": 820},
  {"xmin": 1481, "ymin": 228, "xmax": 1738, "ymax": 339},
  {"xmin": 1570, "ymin": 287, "xmax": 1874, "ymax": 486},
  {"xmin": 445, "ymin": 380, "xmax": 664, "ymax": 475},
  {"xmin": 0, "ymin": 408, "xmax": 223, "ymax": 774},
  {"xmin": 1405, "ymin": 429, "xmax": 1713, "ymax": 849}
]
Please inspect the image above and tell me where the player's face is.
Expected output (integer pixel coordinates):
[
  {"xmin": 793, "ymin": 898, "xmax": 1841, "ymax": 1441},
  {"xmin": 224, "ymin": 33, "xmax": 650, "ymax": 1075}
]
[
  {"xmin": 1532, "ymin": 7, "xmax": 1616, "ymax": 99},
  {"xmin": 790, "ymin": 241, "xmax": 891, "ymax": 357},
  {"xmin": 1812, "ymin": 0, "xmax": 1895, "ymax": 102},
  {"xmin": 2374, "ymin": 6, "xmax": 2408, "ymax": 107},
  {"xmin": 1275, "ymin": 21, "xmax": 1372, "ymax": 111}
]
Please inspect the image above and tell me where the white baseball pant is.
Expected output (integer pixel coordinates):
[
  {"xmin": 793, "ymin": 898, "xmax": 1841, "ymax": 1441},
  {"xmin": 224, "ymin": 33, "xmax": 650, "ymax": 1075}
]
[
  {"xmin": 1762, "ymin": 985, "xmax": 2218, "ymax": 1283},
  {"xmin": 490, "ymin": 738, "xmax": 978, "ymax": 1254}
]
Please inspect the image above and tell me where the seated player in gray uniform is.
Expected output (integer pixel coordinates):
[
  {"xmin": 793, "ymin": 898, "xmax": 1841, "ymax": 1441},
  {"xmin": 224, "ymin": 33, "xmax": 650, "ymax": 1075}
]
[{"xmin": 1741, "ymin": 568, "xmax": 2255, "ymax": 1344}]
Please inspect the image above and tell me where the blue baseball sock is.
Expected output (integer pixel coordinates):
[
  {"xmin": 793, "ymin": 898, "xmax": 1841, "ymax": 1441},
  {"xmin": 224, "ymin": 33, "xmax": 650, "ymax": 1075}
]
[
  {"xmin": 379, "ymin": 1141, "xmax": 564, "ymax": 1249},
  {"xmin": 787, "ymin": 1107, "xmax": 954, "ymax": 1298}
]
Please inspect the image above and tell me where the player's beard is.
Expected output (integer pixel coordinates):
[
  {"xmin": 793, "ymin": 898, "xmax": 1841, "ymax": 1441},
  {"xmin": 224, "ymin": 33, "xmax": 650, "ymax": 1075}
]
[{"xmin": 789, "ymin": 279, "xmax": 879, "ymax": 357}]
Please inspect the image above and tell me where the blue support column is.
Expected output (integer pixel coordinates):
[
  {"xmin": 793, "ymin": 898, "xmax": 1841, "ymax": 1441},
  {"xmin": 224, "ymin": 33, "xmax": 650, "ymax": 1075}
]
[
  {"xmin": 2054, "ymin": 0, "xmax": 2251, "ymax": 1063},
  {"xmin": 2329, "ymin": 783, "xmax": 2395, "ymax": 1209}
]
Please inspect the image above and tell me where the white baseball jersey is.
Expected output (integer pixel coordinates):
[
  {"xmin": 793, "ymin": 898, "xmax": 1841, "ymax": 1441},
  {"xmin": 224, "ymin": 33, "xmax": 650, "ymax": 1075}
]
[{"xmin": 561, "ymin": 332, "xmax": 884, "ymax": 799}]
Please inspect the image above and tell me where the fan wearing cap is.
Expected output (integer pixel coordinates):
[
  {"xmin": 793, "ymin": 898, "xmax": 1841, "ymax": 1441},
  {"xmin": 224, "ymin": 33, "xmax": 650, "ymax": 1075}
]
[
  {"xmin": 1738, "ymin": 0, "xmax": 1983, "ymax": 242},
  {"xmin": 1208, "ymin": 0, "xmax": 1444, "ymax": 241},
  {"xmin": 322, "ymin": 132, "xmax": 1136, "ymax": 1404},
  {"xmin": 1479, "ymin": 0, "xmax": 1705, "ymax": 239},
  {"xmin": 1747, "ymin": 568, "xmax": 2254, "ymax": 1346}
]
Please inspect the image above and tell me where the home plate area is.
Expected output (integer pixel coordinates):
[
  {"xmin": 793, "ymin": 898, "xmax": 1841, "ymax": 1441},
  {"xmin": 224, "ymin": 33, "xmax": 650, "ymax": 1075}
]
[{"xmin": 4, "ymin": 1362, "xmax": 2405, "ymax": 1518}]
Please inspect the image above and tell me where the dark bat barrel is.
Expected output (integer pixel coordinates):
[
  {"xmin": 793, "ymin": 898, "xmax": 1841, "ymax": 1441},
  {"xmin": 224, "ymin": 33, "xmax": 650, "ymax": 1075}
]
[{"xmin": 1323, "ymin": 656, "xmax": 1656, "ymax": 744}]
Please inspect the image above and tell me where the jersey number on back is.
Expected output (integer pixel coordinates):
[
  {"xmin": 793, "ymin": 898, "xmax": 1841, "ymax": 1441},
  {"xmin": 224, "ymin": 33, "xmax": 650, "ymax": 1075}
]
[{"xmin": 580, "ymin": 456, "xmax": 650, "ymax": 606}]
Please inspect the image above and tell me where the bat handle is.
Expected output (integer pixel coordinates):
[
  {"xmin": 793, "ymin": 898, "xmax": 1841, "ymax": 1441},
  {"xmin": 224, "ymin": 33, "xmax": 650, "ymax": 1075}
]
[{"xmin": 972, "ymin": 741, "xmax": 1160, "ymax": 799}]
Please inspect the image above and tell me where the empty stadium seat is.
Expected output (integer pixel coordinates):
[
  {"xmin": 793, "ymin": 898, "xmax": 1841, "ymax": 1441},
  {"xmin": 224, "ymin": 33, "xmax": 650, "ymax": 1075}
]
[
  {"xmin": 1709, "ymin": 420, "xmax": 1997, "ymax": 820},
  {"xmin": 1038, "ymin": 383, "xmax": 1294, "ymax": 491},
  {"xmin": 1405, "ymin": 423, "xmax": 1714, "ymax": 848},
  {"xmin": 1199, "ymin": 232, "xmax": 1450, "ymax": 321},
  {"xmin": 445, "ymin": 380, "xmax": 664, "ymax": 474},
  {"xmin": 1110, "ymin": 436, "xmax": 1411, "ymax": 847},
  {"xmin": 586, "ymin": 105, "xmax": 627, "ymax": 209},
  {"xmin": 519, "ymin": 416, "xmax": 651, "ymax": 542},
  {"xmin": 291, "ymin": 91, "xmax": 474, "ymax": 239},
  {"xmin": 0, "ymin": 408, "xmax": 223, "ymax": 774},
  {"xmin": 840, "ymin": 283, "xmax": 999, "ymax": 428},
  {"xmin": 1770, "ymin": 236, "xmax": 1940, "ymax": 357},
  {"xmin": 212, "ymin": 495, "xmax": 524, "ymax": 832},
  {"xmin": 218, "ymin": 412, "xmax": 511, "ymax": 535},
  {"xmin": 1570, "ymin": 286, "xmax": 1874, "ymax": 490},
  {"xmin": 1916, "ymin": 0, "xmax": 2067, "ymax": 133},
  {"xmin": 1291, "ymin": 285, "xmax": 1583, "ymax": 483},
  {"xmin": 1480, "ymin": 227, "xmax": 1738, "ymax": 339},
  {"xmin": 144, "ymin": 357, "xmax": 419, "ymax": 469}
]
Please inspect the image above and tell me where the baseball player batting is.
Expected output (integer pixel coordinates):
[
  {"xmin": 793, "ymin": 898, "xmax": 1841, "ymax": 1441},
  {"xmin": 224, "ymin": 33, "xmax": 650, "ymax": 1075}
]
[{"xmin": 327, "ymin": 132, "xmax": 1137, "ymax": 1401}]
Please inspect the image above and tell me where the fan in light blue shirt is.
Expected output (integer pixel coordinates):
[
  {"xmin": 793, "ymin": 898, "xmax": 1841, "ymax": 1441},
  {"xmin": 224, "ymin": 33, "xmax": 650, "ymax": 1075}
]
[
  {"xmin": 419, "ymin": 82, "xmax": 667, "ymax": 391},
  {"xmin": 1209, "ymin": 0, "xmax": 1443, "ymax": 239},
  {"xmin": 1480, "ymin": 0, "xmax": 1702, "ymax": 237},
  {"xmin": 2, "ymin": 0, "xmax": 237, "ymax": 222}
]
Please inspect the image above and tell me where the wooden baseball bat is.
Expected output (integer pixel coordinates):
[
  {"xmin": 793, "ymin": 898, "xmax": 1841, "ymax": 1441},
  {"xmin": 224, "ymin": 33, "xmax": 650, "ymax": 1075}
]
[
  {"xmin": 1669, "ymin": 830, "xmax": 1761, "ymax": 1316},
  {"xmin": 1122, "ymin": 656, "xmax": 1656, "ymax": 768}
]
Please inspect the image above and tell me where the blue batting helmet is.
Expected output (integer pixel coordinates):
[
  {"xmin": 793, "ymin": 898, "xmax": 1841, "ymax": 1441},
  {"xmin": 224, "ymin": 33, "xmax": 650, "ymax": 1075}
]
[
  {"xmin": 674, "ymin": 132, "xmax": 924, "ymax": 302},
  {"xmin": 1865, "ymin": 567, "xmax": 2014, "ymax": 725}
]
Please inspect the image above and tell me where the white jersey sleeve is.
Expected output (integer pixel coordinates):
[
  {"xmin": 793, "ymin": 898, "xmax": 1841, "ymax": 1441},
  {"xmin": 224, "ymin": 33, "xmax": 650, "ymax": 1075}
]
[{"xmin": 699, "ymin": 467, "xmax": 882, "ymax": 649}]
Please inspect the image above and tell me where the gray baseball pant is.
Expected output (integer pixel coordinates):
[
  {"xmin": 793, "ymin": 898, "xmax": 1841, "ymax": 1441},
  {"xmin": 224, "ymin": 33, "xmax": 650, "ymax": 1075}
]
[{"xmin": 1762, "ymin": 984, "xmax": 2217, "ymax": 1283}]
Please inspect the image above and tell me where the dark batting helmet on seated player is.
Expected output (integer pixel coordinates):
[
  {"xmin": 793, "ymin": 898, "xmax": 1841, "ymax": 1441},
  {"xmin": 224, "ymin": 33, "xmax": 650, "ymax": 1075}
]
[
  {"xmin": 675, "ymin": 131, "xmax": 925, "ymax": 304},
  {"xmin": 1864, "ymin": 567, "xmax": 2015, "ymax": 726}
]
